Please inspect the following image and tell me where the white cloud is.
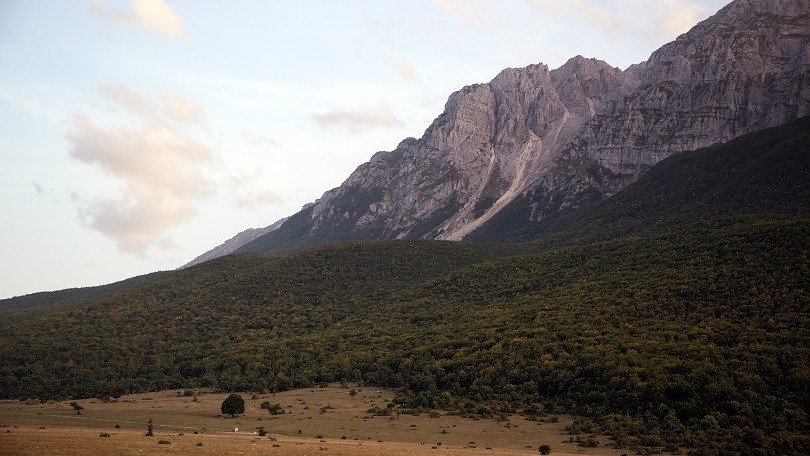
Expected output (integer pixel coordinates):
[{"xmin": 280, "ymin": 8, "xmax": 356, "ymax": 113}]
[
  {"xmin": 91, "ymin": 0, "xmax": 187, "ymax": 40},
  {"xmin": 66, "ymin": 87, "xmax": 212, "ymax": 254},
  {"xmin": 312, "ymin": 100, "xmax": 405, "ymax": 134}
]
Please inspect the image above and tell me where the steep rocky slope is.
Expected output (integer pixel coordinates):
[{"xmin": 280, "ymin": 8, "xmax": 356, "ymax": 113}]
[
  {"xmin": 474, "ymin": 0, "xmax": 810, "ymax": 240},
  {"xmin": 238, "ymin": 0, "xmax": 808, "ymax": 254},
  {"xmin": 180, "ymin": 217, "xmax": 287, "ymax": 268},
  {"xmin": 477, "ymin": 115, "xmax": 809, "ymax": 244}
]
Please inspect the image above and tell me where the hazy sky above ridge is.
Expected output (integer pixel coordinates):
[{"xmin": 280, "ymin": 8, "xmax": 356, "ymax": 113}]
[{"xmin": 0, "ymin": 0, "xmax": 729, "ymax": 298}]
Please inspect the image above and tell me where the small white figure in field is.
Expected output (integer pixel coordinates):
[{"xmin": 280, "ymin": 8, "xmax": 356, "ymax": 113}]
[{"xmin": 233, "ymin": 427, "xmax": 238, "ymax": 432}]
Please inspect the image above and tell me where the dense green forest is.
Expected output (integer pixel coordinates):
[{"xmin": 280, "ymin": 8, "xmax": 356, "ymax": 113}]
[
  {"xmin": 1, "ymin": 118, "xmax": 808, "ymax": 455},
  {"xmin": 0, "ymin": 271, "xmax": 168, "ymax": 324},
  {"xmin": 1, "ymin": 217, "xmax": 807, "ymax": 454}
]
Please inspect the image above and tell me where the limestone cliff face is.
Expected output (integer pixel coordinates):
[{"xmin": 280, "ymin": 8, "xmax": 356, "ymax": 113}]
[
  {"xmin": 518, "ymin": 0, "xmax": 810, "ymax": 228},
  {"xmin": 302, "ymin": 58, "xmax": 635, "ymax": 242},
  {"xmin": 237, "ymin": 0, "xmax": 809, "ymax": 254}
]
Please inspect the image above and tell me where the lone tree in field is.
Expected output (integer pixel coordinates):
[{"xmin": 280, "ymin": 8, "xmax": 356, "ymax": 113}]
[
  {"xmin": 221, "ymin": 393, "xmax": 245, "ymax": 417},
  {"xmin": 69, "ymin": 402, "xmax": 84, "ymax": 415}
]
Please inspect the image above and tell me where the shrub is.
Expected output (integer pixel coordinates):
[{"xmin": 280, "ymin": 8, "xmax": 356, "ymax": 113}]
[
  {"xmin": 577, "ymin": 437, "xmax": 598, "ymax": 448},
  {"xmin": 267, "ymin": 403, "xmax": 285, "ymax": 415},
  {"xmin": 221, "ymin": 394, "xmax": 245, "ymax": 417},
  {"xmin": 69, "ymin": 402, "xmax": 84, "ymax": 415},
  {"xmin": 99, "ymin": 432, "xmax": 110, "ymax": 437},
  {"xmin": 538, "ymin": 444, "xmax": 551, "ymax": 454}
]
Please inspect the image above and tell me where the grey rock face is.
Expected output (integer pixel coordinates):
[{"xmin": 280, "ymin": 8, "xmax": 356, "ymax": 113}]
[
  {"xmin": 514, "ymin": 0, "xmax": 809, "ymax": 229},
  {"xmin": 180, "ymin": 217, "xmax": 287, "ymax": 268},
  {"xmin": 241, "ymin": 0, "xmax": 809, "ymax": 252},
  {"xmin": 305, "ymin": 57, "xmax": 637, "ymax": 242}
]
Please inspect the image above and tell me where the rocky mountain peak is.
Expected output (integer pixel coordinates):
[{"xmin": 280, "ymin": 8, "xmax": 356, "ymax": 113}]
[{"xmin": 232, "ymin": 0, "xmax": 809, "ymax": 255}]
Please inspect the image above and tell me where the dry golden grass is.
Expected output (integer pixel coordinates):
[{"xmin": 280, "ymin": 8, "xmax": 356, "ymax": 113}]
[{"xmin": 0, "ymin": 384, "xmax": 623, "ymax": 456}]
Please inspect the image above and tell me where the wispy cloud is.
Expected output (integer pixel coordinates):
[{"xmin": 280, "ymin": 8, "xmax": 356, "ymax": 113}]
[
  {"xmin": 91, "ymin": 0, "xmax": 188, "ymax": 40},
  {"xmin": 159, "ymin": 92, "xmax": 205, "ymax": 125},
  {"xmin": 385, "ymin": 59, "xmax": 418, "ymax": 83},
  {"xmin": 433, "ymin": 0, "xmax": 494, "ymax": 29},
  {"xmin": 222, "ymin": 167, "xmax": 284, "ymax": 212},
  {"xmin": 522, "ymin": 0, "xmax": 620, "ymax": 34},
  {"xmin": 96, "ymin": 84, "xmax": 205, "ymax": 127},
  {"xmin": 242, "ymin": 129, "xmax": 280, "ymax": 149},
  {"xmin": 66, "ymin": 86, "xmax": 212, "ymax": 254},
  {"xmin": 521, "ymin": 0, "xmax": 709, "ymax": 40},
  {"xmin": 312, "ymin": 100, "xmax": 404, "ymax": 134},
  {"xmin": 32, "ymin": 181, "xmax": 58, "ymax": 202},
  {"xmin": 33, "ymin": 181, "xmax": 46, "ymax": 196},
  {"xmin": 234, "ymin": 190, "xmax": 284, "ymax": 210},
  {"xmin": 653, "ymin": 0, "xmax": 708, "ymax": 37}
]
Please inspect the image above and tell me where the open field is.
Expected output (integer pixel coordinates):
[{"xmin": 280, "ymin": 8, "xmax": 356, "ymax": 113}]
[{"xmin": 0, "ymin": 384, "xmax": 624, "ymax": 456}]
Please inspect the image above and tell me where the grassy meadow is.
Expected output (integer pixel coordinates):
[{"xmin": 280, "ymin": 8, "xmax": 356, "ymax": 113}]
[{"xmin": 0, "ymin": 384, "xmax": 624, "ymax": 456}]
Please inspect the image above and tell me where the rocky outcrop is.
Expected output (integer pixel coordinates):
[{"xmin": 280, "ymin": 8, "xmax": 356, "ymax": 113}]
[
  {"xmin": 180, "ymin": 217, "xmax": 287, "ymax": 268},
  {"xmin": 238, "ymin": 0, "xmax": 809, "ymax": 254}
]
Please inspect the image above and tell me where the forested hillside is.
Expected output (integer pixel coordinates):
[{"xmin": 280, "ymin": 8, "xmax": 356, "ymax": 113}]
[
  {"xmin": 0, "ymin": 271, "xmax": 168, "ymax": 325},
  {"xmin": 1, "ymin": 217, "xmax": 807, "ymax": 454}
]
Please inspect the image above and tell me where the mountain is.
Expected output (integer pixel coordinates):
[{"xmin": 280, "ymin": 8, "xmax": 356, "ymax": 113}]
[
  {"xmin": 2, "ymin": 109, "xmax": 808, "ymax": 454},
  {"xmin": 180, "ymin": 217, "xmax": 288, "ymax": 268},
  {"xmin": 469, "ymin": 114, "xmax": 810, "ymax": 243},
  {"xmin": 235, "ymin": 0, "xmax": 808, "ymax": 255}
]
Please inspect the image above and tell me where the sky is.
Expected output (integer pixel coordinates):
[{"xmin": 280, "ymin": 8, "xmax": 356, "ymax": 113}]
[{"xmin": 0, "ymin": 0, "xmax": 730, "ymax": 299}]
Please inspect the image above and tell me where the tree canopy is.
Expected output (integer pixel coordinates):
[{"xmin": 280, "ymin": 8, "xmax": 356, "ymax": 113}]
[{"xmin": 220, "ymin": 393, "xmax": 245, "ymax": 417}]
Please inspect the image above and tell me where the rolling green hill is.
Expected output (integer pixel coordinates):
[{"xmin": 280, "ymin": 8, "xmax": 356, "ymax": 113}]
[{"xmin": 0, "ymin": 271, "xmax": 169, "ymax": 327}]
